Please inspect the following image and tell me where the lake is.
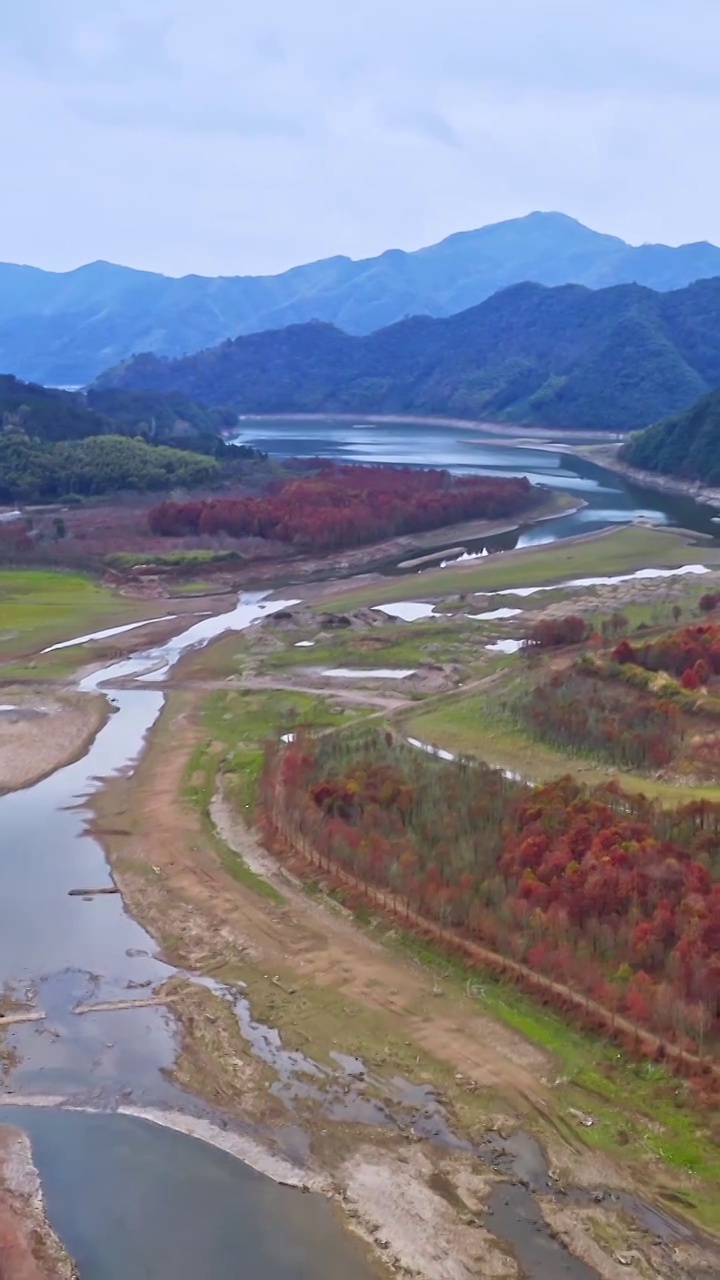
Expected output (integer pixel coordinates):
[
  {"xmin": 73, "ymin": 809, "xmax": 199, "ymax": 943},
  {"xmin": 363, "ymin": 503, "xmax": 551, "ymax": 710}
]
[{"xmin": 232, "ymin": 415, "xmax": 720, "ymax": 548}]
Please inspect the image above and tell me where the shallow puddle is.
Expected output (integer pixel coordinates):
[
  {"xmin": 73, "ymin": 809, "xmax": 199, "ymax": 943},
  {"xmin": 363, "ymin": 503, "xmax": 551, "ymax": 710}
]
[
  {"xmin": 480, "ymin": 563, "xmax": 709, "ymax": 599},
  {"xmin": 372, "ymin": 601, "xmax": 438, "ymax": 621},
  {"xmin": 485, "ymin": 638, "xmax": 524, "ymax": 654},
  {"xmin": 466, "ymin": 607, "xmax": 524, "ymax": 620},
  {"xmin": 42, "ymin": 615, "xmax": 177, "ymax": 653}
]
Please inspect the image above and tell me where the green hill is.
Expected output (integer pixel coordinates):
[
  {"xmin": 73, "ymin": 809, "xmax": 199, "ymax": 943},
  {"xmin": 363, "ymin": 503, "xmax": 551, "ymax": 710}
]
[
  {"xmin": 0, "ymin": 377, "xmax": 247, "ymax": 504},
  {"xmin": 96, "ymin": 278, "xmax": 720, "ymax": 432},
  {"xmin": 622, "ymin": 389, "xmax": 720, "ymax": 485},
  {"xmin": 5, "ymin": 211, "xmax": 720, "ymax": 385},
  {"xmin": 0, "ymin": 375, "xmax": 232, "ymax": 450}
]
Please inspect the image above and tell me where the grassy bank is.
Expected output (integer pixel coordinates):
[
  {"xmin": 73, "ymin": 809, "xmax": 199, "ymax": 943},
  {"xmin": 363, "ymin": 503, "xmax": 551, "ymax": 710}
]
[
  {"xmin": 313, "ymin": 526, "xmax": 716, "ymax": 611},
  {"xmin": 380, "ymin": 928, "xmax": 720, "ymax": 1228},
  {"xmin": 403, "ymin": 681, "xmax": 720, "ymax": 805},
  {"xmin": 0, "ymin": 567, "xmax": 155, "ymax": 659},
  {"xmin": 183, "ymin": 687, "xmax": 368, "ymax": 895}
]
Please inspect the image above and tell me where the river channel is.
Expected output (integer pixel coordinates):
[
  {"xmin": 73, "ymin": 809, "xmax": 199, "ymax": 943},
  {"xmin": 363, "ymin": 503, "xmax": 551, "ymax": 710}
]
[{"xmin": 1, "ymin": 420, "xmax": 719, "ymax": 1277}]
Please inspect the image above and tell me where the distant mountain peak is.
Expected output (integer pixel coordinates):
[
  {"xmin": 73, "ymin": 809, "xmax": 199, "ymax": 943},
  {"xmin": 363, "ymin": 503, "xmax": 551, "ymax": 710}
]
[{"xmin": 2, "ymin": 212, "xmax": 720, "ymax": 386}]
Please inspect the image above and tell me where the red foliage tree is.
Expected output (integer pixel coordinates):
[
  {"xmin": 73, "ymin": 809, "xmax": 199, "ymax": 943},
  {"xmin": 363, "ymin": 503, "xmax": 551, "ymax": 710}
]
[{"xmin": 148, "ymin": 464, "xmax": 536, "ymax": 553}]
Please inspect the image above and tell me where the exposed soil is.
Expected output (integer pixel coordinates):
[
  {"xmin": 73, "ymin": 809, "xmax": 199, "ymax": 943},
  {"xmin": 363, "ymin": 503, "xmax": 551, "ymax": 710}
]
[
  {"xmin": 0, "ymin": 1125, "xmax": 76, "ymax": 1279},
  {"xmin": 568, "ymin": 443, "xmax": 720, "ymax": 509},
  {"xmin": 538, "ymin": 1198, "xmax": 720, "ymax": 1280},
  {"xmin": 338, "ymin": 1147, "xmax": 516, "ymax": 1280},
  {"xmin": 0, "ymin": 689, "xmax": 108, "ymax": 793}
]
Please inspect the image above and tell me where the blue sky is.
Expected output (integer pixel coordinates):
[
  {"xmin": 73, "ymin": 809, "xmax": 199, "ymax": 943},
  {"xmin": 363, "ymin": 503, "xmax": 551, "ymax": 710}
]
[{"xmin": 1, "ymin": 1, "xmax": 717, "ymax": 275}]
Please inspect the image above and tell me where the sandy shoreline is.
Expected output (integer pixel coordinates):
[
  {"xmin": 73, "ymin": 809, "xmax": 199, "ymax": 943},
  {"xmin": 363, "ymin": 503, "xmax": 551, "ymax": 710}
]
[
  {"xmin": 0, "ymin": 1124, "xmax": 76, "ymax": 1279},
  {"xmin": 571, "ymin": 445, "xmax": 720, "ymax": 508},
  {"xmin": 0, "ymin": 690, "xmax": 109, "ymax": 794}
]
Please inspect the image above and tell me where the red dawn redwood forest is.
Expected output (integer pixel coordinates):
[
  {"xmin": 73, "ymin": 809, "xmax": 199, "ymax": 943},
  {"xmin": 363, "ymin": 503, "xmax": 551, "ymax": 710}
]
[
  {"xmin": 262, "ymin": 729, "xmax": 720, "ymax": 1074},
  {"xmin": 148, "ymin": 463, "xmax": 536, "ymax": 552}
]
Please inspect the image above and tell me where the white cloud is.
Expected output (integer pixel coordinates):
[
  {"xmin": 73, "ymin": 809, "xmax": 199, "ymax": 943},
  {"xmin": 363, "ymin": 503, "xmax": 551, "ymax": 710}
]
[{"xmin": 0, "ymin": 1, "xmax": 719, "ymax": 274}]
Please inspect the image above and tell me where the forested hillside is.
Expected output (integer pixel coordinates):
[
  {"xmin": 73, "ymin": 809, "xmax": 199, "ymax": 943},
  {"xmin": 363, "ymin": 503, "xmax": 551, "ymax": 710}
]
[
  {"xmin": 0, "ymin": 434, "xmax": 221, "ymax": 503},
  {"xmin": 96, "ymin": 277, "xmax": 720, "ymax": 432},
  {"xmin": 0, "ymin": 376, "xmax": 259, "ymax": 503},
  {"xmin": 0, "ymin": 375, "xmax": 233, "ymax": 449},
  {"xmin": 5, "ymin": 212, "xmax": 720, "ymax": 385},
  {"xmin": 622, "ymin": 389, "xmax": 720, "ymax": 484}
]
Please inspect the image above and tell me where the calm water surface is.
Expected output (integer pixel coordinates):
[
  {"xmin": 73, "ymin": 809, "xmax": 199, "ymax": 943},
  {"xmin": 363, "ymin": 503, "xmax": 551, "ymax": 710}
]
[
  {"xmin": 233, "ymin": 416, "xmax": 720, "ymax": 548},
  {"xmin": 1, "ymin": 1109, "xmax": 376, "ymax": 1280},
  {"xmin": 0, "ymin": 594, "xmax": 379, "ymax": 1280}
]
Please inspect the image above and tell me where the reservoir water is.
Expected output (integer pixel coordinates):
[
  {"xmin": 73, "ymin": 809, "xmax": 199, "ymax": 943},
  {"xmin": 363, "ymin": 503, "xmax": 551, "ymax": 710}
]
[
  {"xmin": 0, "ymin": 1108, "xmax": 376, "ymax": 1280},
  {"xmin": 233, "ymin": 416, "xmax": 720, "ymax": 548}
]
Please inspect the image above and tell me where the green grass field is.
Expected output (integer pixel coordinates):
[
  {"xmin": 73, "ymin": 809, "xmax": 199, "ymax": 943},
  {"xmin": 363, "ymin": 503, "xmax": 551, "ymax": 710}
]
[
  {"xmin": 315, "ymin": 525, "xmax": 716, "ymax": 611},
  {"xmin": 259, "ymin": 619, "xmax": 503, "ymax": 674},
  {"xmin": 182, "ymin": 687, "xmax": 369, "ymax": 897},
  {"xmin": 0, "ymin": 568, "xmax": 154, "ymax": 659},
  {"xmin": 404, "ymin": 679, "xmax": 720, "ymax": 805}
]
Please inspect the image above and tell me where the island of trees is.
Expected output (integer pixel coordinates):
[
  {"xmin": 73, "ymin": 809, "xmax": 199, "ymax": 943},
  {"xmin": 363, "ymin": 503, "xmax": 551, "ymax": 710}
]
[
  {"xmin": 148, "ymin": 464, "xmax": 536, "ymax": 553},
  {"xmin": 0, "ymin": 374, "xmax": 266, "ymax": 503}
]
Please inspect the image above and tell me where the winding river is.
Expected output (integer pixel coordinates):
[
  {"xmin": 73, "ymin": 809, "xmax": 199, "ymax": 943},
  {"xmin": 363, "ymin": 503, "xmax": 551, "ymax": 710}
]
[{"xmin": 2, "ymin": 419, "xmax": 719, "ymax": 1278}]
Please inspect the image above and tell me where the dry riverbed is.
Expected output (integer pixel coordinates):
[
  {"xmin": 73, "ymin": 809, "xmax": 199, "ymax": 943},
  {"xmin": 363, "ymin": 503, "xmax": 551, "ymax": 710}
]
[
  {"xmin": 3, "ymin": 527, "xmax": 720, "ymax": 1279},
  {"xmin": 0, "ymin": 689, "xmax": 108, "ymax": 793}
]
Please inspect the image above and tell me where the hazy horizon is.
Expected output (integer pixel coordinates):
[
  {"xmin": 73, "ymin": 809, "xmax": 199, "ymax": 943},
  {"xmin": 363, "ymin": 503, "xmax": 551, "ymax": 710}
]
[
  {"xmin": 2, "ymin": 2, "xmax": 719, "ymax": 276},
  {"xmin": 5, "ymin": 210, "xmax": 720, "ymax": 281}
]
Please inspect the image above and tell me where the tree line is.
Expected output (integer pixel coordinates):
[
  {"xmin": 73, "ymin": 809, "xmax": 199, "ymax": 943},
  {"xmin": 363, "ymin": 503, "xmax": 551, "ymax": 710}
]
[
  {"xmin": 0, "ymin": 432, "xmax": 221, "ymax": 503},
  {"xmin": 148, "ymin": 464, "xmax": 536, "ymax": 552},
  {"xmin": 262, "ymin": 729, "xmax": 720, "ymax": 1058}
]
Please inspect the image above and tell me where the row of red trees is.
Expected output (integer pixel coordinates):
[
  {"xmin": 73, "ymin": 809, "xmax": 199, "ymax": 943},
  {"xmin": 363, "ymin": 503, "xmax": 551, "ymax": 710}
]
[
  {"xmin": 614, "ymin": 622, "xmax": 720, "ymax": 683},
  {"xmin": 262, "ymin": 730, "xmax": 720, "ymax": 1055},
  {"xmin": 516, "ymin": 671, "xmax": 681, "ymax": 768},
  {"xmin": 148, "ymin": 464, "xmax": 536, "ymax": 552}
]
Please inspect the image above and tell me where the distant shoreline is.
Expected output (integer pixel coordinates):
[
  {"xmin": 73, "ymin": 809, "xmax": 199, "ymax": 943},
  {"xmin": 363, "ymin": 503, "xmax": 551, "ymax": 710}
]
[
  {"xmin": 234, "ymin": 412, "xmax": 720, "ymax": 511},
  {"xmin": 234, "ymin": 410, "xmax": 625, "ymax": 445},
  {"xmin": 561, "ymin": 441, "xmax": 720, "ymax": 511}
]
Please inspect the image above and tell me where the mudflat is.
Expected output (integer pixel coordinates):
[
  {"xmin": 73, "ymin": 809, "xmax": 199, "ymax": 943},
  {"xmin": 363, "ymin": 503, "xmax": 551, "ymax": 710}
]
[{"xmin": 0, "ymin": 690, "xmax": 107, "ymax": 793}]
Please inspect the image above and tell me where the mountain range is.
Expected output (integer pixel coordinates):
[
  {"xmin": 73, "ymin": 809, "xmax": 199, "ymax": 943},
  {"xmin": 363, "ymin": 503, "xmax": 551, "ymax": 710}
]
[
  {"xmin": 5, "ymin": 212, "xmax": 720, "ymax": 387},
  {"xmin": 96, "ymin": 277, "xmax": 720, "ymax": 432}
]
